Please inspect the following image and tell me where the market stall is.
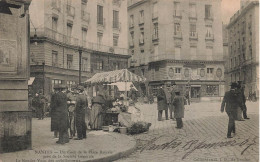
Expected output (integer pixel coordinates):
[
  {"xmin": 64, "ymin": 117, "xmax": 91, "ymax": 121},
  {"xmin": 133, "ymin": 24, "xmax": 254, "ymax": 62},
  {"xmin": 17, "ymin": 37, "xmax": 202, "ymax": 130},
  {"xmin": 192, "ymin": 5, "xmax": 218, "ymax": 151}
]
[{"xmin": 85, "ymin": 69, "xmax": 146, "ymax": 133}]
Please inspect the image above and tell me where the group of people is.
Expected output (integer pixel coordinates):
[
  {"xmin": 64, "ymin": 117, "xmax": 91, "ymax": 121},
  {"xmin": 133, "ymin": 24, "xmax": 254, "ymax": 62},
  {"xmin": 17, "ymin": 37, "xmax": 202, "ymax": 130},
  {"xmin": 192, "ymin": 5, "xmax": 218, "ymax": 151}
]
[
  {"xmin": 49, "ymin": 84, "xmax": 107, "ymax": 144},
  {"xmin": 156, "ymin": 81, "xmax": 186, "ymax": 129},
  {"xmin": 221, "ymin": 81, "xmax": 249, "ymax": 138}
]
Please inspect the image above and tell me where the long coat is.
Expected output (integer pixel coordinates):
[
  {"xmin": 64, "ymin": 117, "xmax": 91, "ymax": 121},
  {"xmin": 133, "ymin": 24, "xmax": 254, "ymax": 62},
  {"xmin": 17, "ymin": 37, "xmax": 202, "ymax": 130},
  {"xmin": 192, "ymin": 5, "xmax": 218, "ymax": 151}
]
[
  {"xmin": 221, "ymin": 89, "xmax": 242, "ymax": 113},
  {"xmin": 50, "ymin": 91, "xmax": 69, "ymax": 132},
  {"xmin": 172, "ymin": 96, "xmax": 185, "ymax": 118},
  {"xmin": 157, "ymin": 88, "xmax": 167, "ymax": 110}
]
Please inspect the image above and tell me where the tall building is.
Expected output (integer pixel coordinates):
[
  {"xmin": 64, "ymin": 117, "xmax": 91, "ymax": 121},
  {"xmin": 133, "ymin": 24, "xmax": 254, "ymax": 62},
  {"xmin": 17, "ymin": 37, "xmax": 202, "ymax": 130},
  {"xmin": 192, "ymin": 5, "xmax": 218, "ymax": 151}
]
[
  {"xmin": 226, "ymin": 1, "xmax": 259, "ymax": 97},
  {"xmin": 29, "ymin": 0, "xmax": 129, "ymax": 97},
  {"xmin": 128, "ymin": 0, "xmax": 224, "ymax": 101}
]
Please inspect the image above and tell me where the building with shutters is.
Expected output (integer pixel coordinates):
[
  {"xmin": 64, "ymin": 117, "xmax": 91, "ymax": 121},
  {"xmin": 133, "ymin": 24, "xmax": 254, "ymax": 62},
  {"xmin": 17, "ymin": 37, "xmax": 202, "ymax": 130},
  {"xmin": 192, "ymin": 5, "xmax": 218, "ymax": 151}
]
[
  {"xmin": 127, "ymin": 0, "xmax": 225, "ymax": 101},
  {"xmin": 226, "ymin": 0, "xmax": 259, "ymax": 98},
  {"xmin": 29, "ymin": 0, "xmax": 130, "ymax": 98}
]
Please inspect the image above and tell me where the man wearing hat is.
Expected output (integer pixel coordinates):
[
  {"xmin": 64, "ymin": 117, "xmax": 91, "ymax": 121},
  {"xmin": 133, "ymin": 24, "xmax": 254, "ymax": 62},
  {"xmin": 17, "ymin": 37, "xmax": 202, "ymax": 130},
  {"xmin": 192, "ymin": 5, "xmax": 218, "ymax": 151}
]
[
  {"xmin": 221, "ymin": 82, "xmax": 243, "ymax": 138},
  {"xmin": 157, "ymin": 82, "xmax": 168, "ymax": 121},
  {"xmin": 74, "ymin": 85, "xmax": 88, "ymax": 140},
  {"xmin": 172, "ymin": 90, "xmax": 185, "ymax": 128},
  {"xmin": 32, "ymin": 89, "xmax": 45, "ymax": 120},
  {"xmin": 50, "ymin": 84, "xmax": 69, "ymax": 144}
]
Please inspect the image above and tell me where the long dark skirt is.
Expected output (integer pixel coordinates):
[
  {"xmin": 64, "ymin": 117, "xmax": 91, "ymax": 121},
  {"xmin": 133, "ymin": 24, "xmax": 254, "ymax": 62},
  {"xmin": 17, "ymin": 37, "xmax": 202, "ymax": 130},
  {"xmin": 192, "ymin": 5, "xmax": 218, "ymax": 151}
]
[{"xmin": 90, "ymin": 104, "xmax": 103, "ymax": 130}]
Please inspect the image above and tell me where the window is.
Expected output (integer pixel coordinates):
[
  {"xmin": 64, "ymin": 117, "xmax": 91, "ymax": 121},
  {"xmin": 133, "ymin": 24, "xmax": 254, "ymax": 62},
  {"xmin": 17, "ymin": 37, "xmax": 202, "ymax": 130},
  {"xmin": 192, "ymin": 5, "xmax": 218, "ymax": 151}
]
[
  {"xmin": 67, "ymin": 81, "xmax": 76, "ymax": 91},
  {"xmin": 52, "ymin": 17, "xmax": 58, "ymax": 31},
  {"xmin": 175, "ymin": 68, "xmax": 181, "ymax": 73},
  {"xmin": 189, "ymin": 3, "xmax": 196, "ymax": 18},
  {"xmin": 175, "ymin": 47, "xmax": 181, "ymax": 59},
  {"xmin": 113, "ymin": 10, "xmax": 119, "ymax": 28},
  {"xmin": 205, "ymin": 5, "xmax": 212, "ymax": 19},
  {"xmin": 139, "ymin": 31, "xmax": 144, "ymax": 44},
  {"xmin": 174, "ymin": 2, "xmax": 181, "ymax": 17},
  {"xmin": 130, "ymin": 32, "xmax": 134, "ymax": 47},
  {"xmin": 113, "ymin": 35, "xmax": 119, "ymax": 46},
  {"xmin": 207, "ymin": 68, "xmax": 214, "ymax": 74},
  {"xmin": 152, "ymin": 2, "xmax": 158, "ymax": 18},
  {"xmin": 96, "ymin": 60, "xmax": 103, "ymax": 70},
  {"xmin": 82, "ymin": 57, "xmax": 88, "ymax": 71},
  {"xmin": 139, "ymin": 10, "xmax": 144, "ymax": 24},
  {"xmin": 82, "ymin": 27, "xmax": 87, "ymax": 42},
  {"xmin": 67, "ymin": 23, "xmax": 72, "ymax": 37},
  {"xmin": 52, "ymin": 79, "xmax": 62, "ymax": 91},
  {"xmin": 97, "ymin": 5, "xmax": 103, "ymax": 25},
  {"xmin": 130, "ymin": 15, "xmax": 134, "ymax": 27},
  {"xmin": 190, "ymin": 24, "xmax": 196, "ymax": 36},
  {"xmin": 174, "ymin": 23, "xmax": 181, "ymax": 35},
  {"xmin": 206, "ymin": 85, "xmax": 219, "ymax": 96},
  {"xmin": 67, "ymin": 54, "xmax": 73, "ymax": 69},
  {"xmin": 97, "ymin": 32, "xmax": 103, "ymax": 45},
  {"xmin": 52, "ymin": 50, "xmax": 58, "ymax": 67},
  {"xmin": 153, "ymin": 23, "xmax": 158, "ymax": 39},
  {"xmin": 206, "ymin": 26, "xmax": 213, "ymax": 37}
]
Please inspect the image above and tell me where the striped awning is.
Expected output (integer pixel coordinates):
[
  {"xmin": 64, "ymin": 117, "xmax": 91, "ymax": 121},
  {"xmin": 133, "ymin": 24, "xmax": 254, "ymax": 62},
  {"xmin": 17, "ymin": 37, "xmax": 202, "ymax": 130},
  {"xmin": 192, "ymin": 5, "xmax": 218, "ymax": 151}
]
[{"xmin": 85, "ymin": 69, "xmax": 146, "ymax": 84}]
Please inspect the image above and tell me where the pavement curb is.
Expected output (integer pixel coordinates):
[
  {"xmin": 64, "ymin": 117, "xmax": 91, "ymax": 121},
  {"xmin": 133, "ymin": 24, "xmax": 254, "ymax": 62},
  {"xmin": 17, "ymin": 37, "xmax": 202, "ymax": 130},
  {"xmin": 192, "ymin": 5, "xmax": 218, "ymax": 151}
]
[{"xmin": 85, "ymin": 134, "xmax": 137, "ymax": 162}]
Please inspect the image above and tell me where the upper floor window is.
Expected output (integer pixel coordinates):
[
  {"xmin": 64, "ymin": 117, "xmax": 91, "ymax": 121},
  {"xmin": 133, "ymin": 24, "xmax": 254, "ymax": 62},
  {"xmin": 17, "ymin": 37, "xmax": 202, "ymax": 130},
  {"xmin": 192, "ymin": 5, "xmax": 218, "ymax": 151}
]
[
  {"xmin": 139, "ymin": 31, "xmax": 144, "ymax": 44},
  {"xmin": 153, "ymin": 23, "xmax": 158, "ymax": 39},
  {"xmin": 174, "ymin": 23, "xmax": 181, "ymax": 34},
  {"xmin": 207, "ymin": 68, "xmax": 214, "ymax": 74},
  {"xmin": 97, "ymin": 5, "xmax": 103, "ymax": 25},
  {"xmin": 130, "ymin": 31, "xmax": 134, "ymax": 47},
  {"xmin": 205, "ymin": 5, "xmax": 212, "ymax": 19},
  {"xmin": 190, "ymin": 24, "xmax": 197, "ymax": 36},
  {"xmin": 206, "ymin": 26, "xmax": 213, "ymax": 37},
  {"xmin": 82, "ymin": 27, "xmax": 87, "ymax": 42},
  {"xmin": 139, "ymin": 10, "xmax": 144, "ymax": 24},
  {"xmin": 96, "ymin": 60, "xmax": 103, "ymax": 70},
  {"xmin": 174, "ymin": 2, "xmax": 181, "ymax": 17},
  {"xmin": 82, "ymin": 57, "xmax": 88, "ymax": 71},
  {"xmin": 52, "ymin": 50, "xmax": 58, "ymax": 67},
  {"xmin": 67, "ymin": 23, "xmax": 72, "ymax": 37},
  {"xmin": 113, "ymin": 10, "xmax": 119, "ymax": 29},
  {"xmin": 175, "ymin": 68, "xmax": 181, "ymax": 73},
  {"xmin": 52, "ymin": 17, "xmax": 58, "ymax": 31},
  {"xmin": 130, "ymin": 15, "xmax": 134, "ymax": 27},
  {"xmin": 67, "ymin": 54, "xmax": 73, "ymax": 69},
  {"xmin": 189, "ymin": 3, "xmax": 196, "ymax": 18}
]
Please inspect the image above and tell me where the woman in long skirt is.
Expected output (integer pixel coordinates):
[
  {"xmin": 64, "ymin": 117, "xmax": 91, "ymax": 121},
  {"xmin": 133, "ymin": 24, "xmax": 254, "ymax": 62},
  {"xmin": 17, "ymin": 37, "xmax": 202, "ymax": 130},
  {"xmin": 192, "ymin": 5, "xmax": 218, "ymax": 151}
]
[{"xmin": 90, "ymin": 92, "xmax": 106, "ymax": 130}]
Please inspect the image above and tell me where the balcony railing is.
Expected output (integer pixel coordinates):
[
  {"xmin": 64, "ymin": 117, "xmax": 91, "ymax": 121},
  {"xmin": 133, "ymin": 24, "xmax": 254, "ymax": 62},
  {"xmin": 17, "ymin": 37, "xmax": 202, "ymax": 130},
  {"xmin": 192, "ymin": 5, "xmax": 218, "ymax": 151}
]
[
  {"xmin": 174, "ymin": 31, "xmax": 182, "ymax": 39},
  {"xmin": 66, "ymin": 4, "xmax": 75, "ymax": 17},
  {"xmin": 190, "ymin": 32, "xmax": 198, "ymax": 40},
  {"xmin": 81, "ymin": 11, "xmax": 90, "ymax": 23},
  {"xmin": 149, "ymin": 54, "xmax": 223, "ymax": 62}
]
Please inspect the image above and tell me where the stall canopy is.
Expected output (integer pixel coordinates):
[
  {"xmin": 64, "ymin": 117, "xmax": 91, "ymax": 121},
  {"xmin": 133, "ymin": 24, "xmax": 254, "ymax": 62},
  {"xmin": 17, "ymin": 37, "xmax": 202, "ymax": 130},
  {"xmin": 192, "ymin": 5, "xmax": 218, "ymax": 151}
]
[
  {"xmin": 85, "ymin": 69, "xmax": 146, "ymax": 84},
  {"xmin": 107, "ymin": 82, "xmax": 138, "ymax": 91},
  {"xmin": 28, "ymin": 77, "xmax": 35, "ymax": 85}
]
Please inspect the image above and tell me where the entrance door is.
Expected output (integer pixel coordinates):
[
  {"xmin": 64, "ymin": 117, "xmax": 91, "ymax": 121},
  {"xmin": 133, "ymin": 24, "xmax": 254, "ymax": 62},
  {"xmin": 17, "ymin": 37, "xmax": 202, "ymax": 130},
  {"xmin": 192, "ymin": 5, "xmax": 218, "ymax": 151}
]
[{"xmin": 191, "ymin": 87, "xmax": 200, "ymax": 98}]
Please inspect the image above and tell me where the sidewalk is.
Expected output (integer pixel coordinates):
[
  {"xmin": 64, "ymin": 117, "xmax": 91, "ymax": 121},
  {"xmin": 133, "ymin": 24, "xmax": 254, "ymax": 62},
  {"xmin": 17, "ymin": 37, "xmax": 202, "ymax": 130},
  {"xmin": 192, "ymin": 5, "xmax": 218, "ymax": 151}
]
[{"xmin": 0, "ymin": 118, "xmax": 136, "ymax": 162}]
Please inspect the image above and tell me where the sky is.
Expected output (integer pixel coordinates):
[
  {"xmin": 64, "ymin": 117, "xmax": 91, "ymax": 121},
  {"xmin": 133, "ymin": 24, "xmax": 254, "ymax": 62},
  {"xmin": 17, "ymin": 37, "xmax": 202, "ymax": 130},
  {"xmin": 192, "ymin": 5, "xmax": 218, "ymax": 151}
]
[{"xmin": 221, "ymin": 0, "xmax": 241, "ymax": 24}]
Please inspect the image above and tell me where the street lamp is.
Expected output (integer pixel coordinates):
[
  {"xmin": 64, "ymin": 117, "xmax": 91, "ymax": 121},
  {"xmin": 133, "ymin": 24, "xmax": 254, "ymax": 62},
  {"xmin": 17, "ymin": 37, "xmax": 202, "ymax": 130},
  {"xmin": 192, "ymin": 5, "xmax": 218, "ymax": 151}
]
[{"xmin": 78, "ymin": 46, "xmax": 83, "ymax": 85}]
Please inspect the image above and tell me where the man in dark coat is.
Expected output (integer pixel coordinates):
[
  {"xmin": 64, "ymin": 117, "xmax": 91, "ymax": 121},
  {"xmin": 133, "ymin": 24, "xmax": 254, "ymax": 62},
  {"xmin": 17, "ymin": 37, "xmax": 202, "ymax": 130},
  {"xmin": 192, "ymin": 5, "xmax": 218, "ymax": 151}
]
[
  {"xmin": 74, "ymin": 86, "xmax": 88, "ymax": 140},
  {"xmin": 50, "ymin": 84, "xmax": 69, "ymax": 144},
  {"xmin": 221, "ymin": 82, "xmax": 243, "ymax": 138},
  {"xmin": 169, "ymin": 81, "xmax": 176, "ymax": 119},
  {"xmin": 32, "ymin": 90, "xmax": 45, "ymax": 120},
  {"xmin": 157, "ymin": 83, "xmax": 168, "ymax": 121},
  {"xmin": 237, "ymin": 81, "xmax": 249, "ymax": 119},
  {"xmin": 172, "ymin": 90, "xmax": 185, "ymax": 128}
]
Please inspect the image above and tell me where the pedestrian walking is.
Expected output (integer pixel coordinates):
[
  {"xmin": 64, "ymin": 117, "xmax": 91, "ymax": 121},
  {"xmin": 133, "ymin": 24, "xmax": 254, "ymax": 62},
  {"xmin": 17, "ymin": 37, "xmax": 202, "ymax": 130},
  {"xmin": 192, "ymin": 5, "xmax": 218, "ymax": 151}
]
[
  {"xmin": 221, "ymin": 82, "xmax": 243, "ymax": 138},
  {"xmin": 172, "ymin": 90, "xmax": 185, "ymax": 128},
  {"xmin": 90, "ymin": 90, "xmax": 106, "ymax": 130},
  {"xmin": 157, "ymin": 83, "xmax": 168, "ymax": 121},
  {"xmin": 50, "ymin": 84, "xmax": 69, "ymax": 144},
  {"xmin": 168, "ymin": 81, "xmax": 176, "ymax": 120},
  {"xmin": 185, "ymin": 90, "xmax": 190, "ymax": 105},
  {"xmin": 74, "ymin": 86, "xmax": 88, "ymax": 140},
  {"xmin": 67, "ymin": 86, "xmax": 77, "ymax": 139}
]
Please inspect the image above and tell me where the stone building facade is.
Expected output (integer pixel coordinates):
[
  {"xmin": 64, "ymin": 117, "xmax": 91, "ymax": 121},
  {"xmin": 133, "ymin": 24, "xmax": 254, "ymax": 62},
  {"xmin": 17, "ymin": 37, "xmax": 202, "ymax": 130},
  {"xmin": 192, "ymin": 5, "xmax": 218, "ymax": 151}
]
[
  {"xmin": 29, "ymin": 0, "xmax": 130, "ymax": 98},
  {"xmin": 128, "ymin": 0, "xmax": 224, "ymax": 101},
  {"xmin": 226, "ymin": 1, "xmax": 259, "ymax": 98}
]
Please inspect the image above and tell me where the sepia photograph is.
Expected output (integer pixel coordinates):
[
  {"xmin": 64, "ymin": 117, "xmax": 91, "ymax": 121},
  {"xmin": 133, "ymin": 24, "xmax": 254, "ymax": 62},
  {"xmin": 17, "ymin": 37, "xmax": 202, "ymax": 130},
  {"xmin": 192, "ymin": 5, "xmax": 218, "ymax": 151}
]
[{"xmin": 0, "ymin": 0, "xmax": 259, "ymax": 161}]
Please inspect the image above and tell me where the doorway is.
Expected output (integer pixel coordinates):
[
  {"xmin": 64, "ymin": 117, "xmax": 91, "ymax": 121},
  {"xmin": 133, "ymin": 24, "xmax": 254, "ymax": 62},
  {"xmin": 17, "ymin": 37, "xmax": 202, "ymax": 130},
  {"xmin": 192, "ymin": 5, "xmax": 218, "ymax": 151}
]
[{"xmin": 191, "ymin": 87, "xmax": 200, "ymax": 98}]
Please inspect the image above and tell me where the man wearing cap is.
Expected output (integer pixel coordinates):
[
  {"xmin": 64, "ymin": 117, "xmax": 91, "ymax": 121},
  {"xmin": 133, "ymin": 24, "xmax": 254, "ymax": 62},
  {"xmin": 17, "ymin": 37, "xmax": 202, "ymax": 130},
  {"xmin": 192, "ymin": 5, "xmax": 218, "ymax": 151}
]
[
  {"xmin": 172, "ymin": 90, "xmax": 185, "ymax": 128},
  {"xmin": 50, "ymin": 84, "xmax": 69, "ymax": 144},
  {"xmin": 221, "ymin": 82, "xmax": 243, "ymax": 138},
  {"xmin": 75, "ymin": 85, "xmax": 88, "ymax": 140},
  {"xmin": 157, "ymin": 82, "xmax": 168, "ymax": 121}
]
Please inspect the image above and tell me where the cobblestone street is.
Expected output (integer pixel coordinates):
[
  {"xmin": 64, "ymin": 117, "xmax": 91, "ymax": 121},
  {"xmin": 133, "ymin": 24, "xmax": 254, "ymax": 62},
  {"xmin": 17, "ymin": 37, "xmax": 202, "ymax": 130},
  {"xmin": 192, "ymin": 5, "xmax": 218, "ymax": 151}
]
[{"xmin": 116, "ymin": 101, "xmax": 259, "ymax": 162}]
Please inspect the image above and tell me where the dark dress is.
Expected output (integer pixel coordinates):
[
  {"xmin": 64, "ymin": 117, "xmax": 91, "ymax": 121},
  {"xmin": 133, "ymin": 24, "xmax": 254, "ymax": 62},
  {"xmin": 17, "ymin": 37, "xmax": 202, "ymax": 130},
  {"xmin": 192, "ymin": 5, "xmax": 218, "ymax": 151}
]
[
  {"xmin": 172, "ymin": 96, "xmax": 185, "ymax": 128},
  {"xmin": 90, "ymin": 95, "xmax": 106, "ymax": 130}
]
